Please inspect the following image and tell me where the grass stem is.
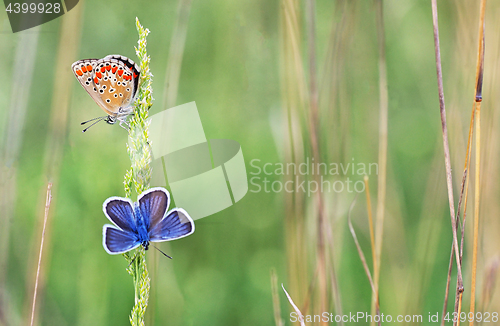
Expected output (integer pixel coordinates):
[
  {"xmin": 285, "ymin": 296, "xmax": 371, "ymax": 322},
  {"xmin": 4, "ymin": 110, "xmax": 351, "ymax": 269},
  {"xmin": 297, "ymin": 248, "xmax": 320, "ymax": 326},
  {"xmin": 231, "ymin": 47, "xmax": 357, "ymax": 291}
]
[
  {"xmin": 30, "ymin": 183, "xmax": 52, "ymax": 326},
  {"xmin": 372, "ymin": 0, "xmax": 388, "ymax": 322},
  {"xmin": 431, "ymin": 0, "xmax": 463, "ymax": 301},
  {"xmin": 469, "ymin": 2, "xmax": 486, "ymax": 323}
]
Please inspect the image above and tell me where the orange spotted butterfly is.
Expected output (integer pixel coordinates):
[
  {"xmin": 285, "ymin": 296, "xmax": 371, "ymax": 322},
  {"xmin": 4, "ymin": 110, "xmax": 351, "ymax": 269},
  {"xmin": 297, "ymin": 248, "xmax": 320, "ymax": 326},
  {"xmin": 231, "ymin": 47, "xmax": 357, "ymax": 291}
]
[{"xmin": 72, "ymin": 55, "xmax": 140, "ymax": 132}]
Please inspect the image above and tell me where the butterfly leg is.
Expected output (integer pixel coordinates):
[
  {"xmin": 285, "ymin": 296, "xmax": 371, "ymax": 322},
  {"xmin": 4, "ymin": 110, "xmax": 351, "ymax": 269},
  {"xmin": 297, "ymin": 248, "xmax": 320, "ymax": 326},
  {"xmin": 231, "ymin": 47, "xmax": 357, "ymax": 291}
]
[{"xmin": 117, "ymin": 116, "xmax": 131, "ymax": 131}]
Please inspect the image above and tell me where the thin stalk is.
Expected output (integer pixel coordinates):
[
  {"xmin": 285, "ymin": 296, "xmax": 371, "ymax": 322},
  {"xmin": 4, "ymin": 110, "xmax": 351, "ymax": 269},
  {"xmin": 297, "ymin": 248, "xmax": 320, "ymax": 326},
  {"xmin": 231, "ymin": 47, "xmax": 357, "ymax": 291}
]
[
  {"xmin": 364, "ymin": 176, "xmax": 376, "ymax": 275},
  {"xmin": 271, "ymin": 269, "xmax": 283, "ymax": 326},
  {"xmin": 441, "ymin": 95, "xmax": 475, "ymax": 326},
  {"xmin": 431, "ymin": 0, "xmax": 464, "ymax": 302},
  {"xmin": 280, "ymin": 0, "xmax": 308, "ymax": 312},
  {"xmin": 305, "ymin": 0, "xmax": 328, "ymax": 323},
  {"xmin": 372, "ymin": 0, "xmax": 388, "ymax": 322},
  {"xmin": 282, "ymin": 284, "xmax": 306, "ymax": 326},
  {"xmin": 124, "ymin": 18, "xmax": 154, "ymax": 326},
  {"xmin": 348, "ymin": 198, "xmax": 380, "ymax": 326},
  {"xmin": 30, "ymin": 183, "xmax": 52, "ymax": 326},
  {"xmin": 469, "ymin": 1, "xmax": 486, "ymax": 323}
]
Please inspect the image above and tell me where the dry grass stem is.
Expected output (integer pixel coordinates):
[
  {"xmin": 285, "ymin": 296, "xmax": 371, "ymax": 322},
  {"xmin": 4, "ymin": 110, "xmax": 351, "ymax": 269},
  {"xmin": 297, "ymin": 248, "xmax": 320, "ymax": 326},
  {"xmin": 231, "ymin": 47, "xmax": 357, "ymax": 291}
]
[
  {"xmin": 30, "ymin": 183, "xmax": 52, "ymax": 326},
  {"xmin": 469, "ymin": 2, "xmax": 486, "ymax": 323},
  {"xmin": 347, "ymin": 197, "xmax": 381, "ymax": 326},
  {"xmin": 431, "ymin": 0, "xmax": 463, "ymax": 301}
]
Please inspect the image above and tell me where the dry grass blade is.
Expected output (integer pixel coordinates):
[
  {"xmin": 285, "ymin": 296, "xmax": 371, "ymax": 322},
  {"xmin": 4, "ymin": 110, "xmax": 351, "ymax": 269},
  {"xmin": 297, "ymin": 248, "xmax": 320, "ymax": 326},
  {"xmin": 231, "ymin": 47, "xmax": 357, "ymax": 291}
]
[
  {"xmin": 30, "ymin": 183, "xmax": 53, "ymax": 326},
  {"xmin": 347, "ymin": 197, "xmax": 380, "ymax": 326},
  {"xmin": 305, "ymin": 0, "xmax": 328, "ymax": 322},
  {"xmin": 469, "ymin": 2, "xmax": 486, "ymax": 323},
  {"xmin": 441, "ymin": 98, "xmax": 475, "ymax": 326},
  {"xmin": 431, "ymin": 0, "xmax": 464, "ymax": 311},
  {"xmin": 282, "ymin": 284, "xmax": 306, "ymax": 326}
]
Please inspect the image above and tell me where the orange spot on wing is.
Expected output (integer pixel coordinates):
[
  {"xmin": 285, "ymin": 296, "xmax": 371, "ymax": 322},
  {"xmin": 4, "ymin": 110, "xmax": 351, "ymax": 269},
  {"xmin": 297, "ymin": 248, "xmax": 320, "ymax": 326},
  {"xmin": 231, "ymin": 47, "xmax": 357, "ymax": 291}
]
[
  {"xmin": 96, "ymin": 71, "xmax": 102, "ymax": 79},
  {"xmin": 106, "ymin": 65, "xmax": 111, "ymax": 71},
  {"xmin": 100, "ymin": 67, "xmax": 105, "ymax": 73},
  {"xmin": 133, "ymin": 72, "xmax": 138, "ymax": 78},
  {"xmin": 81, "ymin": 65, "xmax": 87, "ymax": 73},
  {"xmin": 76, "ymin": 69, "xmax": 83, "ymax": 76},
  {"xmin": 87, "ymin": 64, "xmax": 92, "ymax": 71},
  {"xmin": 112, "ymin": 67, "xmax": 118, "ymax": 73},
  {"xmin": 117, "ymin": 69, "xmax": 124, "ymax": 76},
  {"xmin": 94, "ymin": 77, "xmax": 99, "ymax": 84}
]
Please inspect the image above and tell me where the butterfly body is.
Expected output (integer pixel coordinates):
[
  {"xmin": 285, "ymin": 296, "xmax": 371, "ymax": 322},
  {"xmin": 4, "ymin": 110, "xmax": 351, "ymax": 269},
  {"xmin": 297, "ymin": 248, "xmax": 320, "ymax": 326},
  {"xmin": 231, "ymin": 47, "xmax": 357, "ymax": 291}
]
[
  {"xmin": 72, "ymin": 55, "xmax": 140, "ymax": 129},
  {"xmin": 102, "ymin": 187, "xmax": 194, "ymax": 255}
]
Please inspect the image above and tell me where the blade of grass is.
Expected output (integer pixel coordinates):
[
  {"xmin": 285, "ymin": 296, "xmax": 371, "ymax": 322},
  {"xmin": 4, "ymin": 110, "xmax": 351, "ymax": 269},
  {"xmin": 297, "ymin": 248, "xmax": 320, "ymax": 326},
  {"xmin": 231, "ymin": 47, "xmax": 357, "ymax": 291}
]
[
  {"xmin": 431, "ymin": 0, "xmax": 464, "ymax": 303},
  {"xmin": 271, "ymin": 269, "xmax": 284, "ymax": 326},
  {"xmin": 305, "ymin": 1, "xmax": 329, "ymax": 323},
  {"xmin": 30, "ymin": 183, "xmax": 52, "ymax": 326},
  {"xmin": 441, "ymin": 92, "xmax": 475, "ymax": 326},
  {"xmin": 282, "ymin": 284, "xmax": 306, "ymax": 326},
  {"xmin": 372, "ymin": 0, "xmax": 388, "ymax": 323},
  {"xmin": 280, "ymin": 0, "xmax": 308, "ymax": 312},
  {"xmin": 347, "ymin": 197, "xmax": 380, "ymax": 326},
  {"xmin": 469, "ymin": 2, "xmax": 486, "ymax": 323},
  {"xmin": 364, "ymin": 176, "xmax": 376, "ymax": 276}
]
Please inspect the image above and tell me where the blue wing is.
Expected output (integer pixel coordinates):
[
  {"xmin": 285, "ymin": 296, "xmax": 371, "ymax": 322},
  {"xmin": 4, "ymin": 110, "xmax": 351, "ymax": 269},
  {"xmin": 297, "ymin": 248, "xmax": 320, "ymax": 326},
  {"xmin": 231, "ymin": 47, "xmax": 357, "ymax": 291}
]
[
  {"xmin": 137, "ymin": 187, "xmax": 170, "ymax": 231},
  {"xmin": 103, "ymin": 197, "xmax": 137, "ymax": 233},
  {"xmin": 149, "ymin": 208, "xmax": 195, "ymax": 242},
  {"xmin": 103, "ymin": 225, "xmax": 141, "ymax": 254}
]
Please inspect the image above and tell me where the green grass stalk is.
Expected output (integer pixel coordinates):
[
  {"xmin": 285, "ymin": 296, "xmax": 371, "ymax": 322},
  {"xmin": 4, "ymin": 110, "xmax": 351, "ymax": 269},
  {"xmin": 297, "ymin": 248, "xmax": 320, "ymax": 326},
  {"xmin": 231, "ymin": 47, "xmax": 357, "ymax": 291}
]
[
  {"xmin": 123, "ymin": 18, "xmax": 154, "ymax": 326},
  {"xmin": 372, "ymin": 1, "xmax": 388, "ymax": 323}
]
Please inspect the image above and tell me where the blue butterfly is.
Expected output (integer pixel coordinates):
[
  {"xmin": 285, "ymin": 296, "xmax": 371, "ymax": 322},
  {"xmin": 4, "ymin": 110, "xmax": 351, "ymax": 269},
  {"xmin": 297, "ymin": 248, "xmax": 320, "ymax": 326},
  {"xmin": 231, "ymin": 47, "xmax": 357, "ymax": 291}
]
[{"xmin": 102, "ymin": 187, "xmax": 195, "ymax": 255}]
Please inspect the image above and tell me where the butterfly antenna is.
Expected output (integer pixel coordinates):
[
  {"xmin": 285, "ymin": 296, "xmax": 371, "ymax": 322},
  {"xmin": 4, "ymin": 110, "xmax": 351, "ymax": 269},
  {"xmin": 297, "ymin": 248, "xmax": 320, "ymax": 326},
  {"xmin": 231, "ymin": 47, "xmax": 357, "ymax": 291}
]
[
  {"xmin": 82, "ymin": 117, "xmax": 106, "ymax": 133},
  {"xmin": 152, "ymin": 245, "xmax": 173, "ymax": 259},
  {"xmin": 81, "ymin": 115, "xmax": 107, "ymax": 125}
]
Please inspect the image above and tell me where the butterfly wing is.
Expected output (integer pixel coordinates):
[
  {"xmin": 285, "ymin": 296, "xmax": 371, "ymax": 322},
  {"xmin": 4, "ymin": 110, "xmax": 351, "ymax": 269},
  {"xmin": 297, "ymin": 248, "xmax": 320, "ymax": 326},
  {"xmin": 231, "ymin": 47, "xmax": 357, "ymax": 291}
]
[
  {"xmin": 102, "ymin": 197, "xmax": 140, "ymax": 254},
  {"xmin": 92, "ymin": 55, "xmax": 140, "ymax": 118},
  {"xmin": 149, "ymin": 208, "xmax": 195, "ymax": 242},
  {"xmin": 72, "ymin": 59, "xmax": 113, "ymax": 116},
  {"xmin": 72, "ymin": 55, "xmax": 140, "ymax": 119},
  {"xmin": 104, "ymin": 55, "xmax": 140, "ymax": 98},
  {"xmin": 103, "ymin": 197, "xmax": 137, "ymax": 232},
  {"xmin": 103, "ymin": 225, "xmax": 141, "ymax": 254},
  {"xmin": 137, "ymin": 187, "xmax": 170, "ymax": 231}
]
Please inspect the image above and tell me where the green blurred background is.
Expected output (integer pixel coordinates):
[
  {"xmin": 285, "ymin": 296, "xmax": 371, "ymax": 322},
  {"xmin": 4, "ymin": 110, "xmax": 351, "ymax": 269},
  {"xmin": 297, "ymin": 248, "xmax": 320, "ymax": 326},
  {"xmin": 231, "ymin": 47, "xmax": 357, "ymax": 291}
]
[{"xmin": 1, "ymin": 0, "xmax": 500, "ymax": 325}]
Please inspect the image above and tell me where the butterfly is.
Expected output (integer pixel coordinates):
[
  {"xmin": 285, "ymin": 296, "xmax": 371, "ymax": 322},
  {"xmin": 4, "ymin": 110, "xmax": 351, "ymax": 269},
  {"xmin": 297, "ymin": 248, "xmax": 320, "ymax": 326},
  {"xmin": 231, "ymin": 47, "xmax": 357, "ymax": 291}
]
[
  {"xmin": 102, "ymin": 187, "xmax": 195, "ymax": 255},
  {"xmin": 71, "ymin": 55, "xmax": 140, "ymax": 132}
]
